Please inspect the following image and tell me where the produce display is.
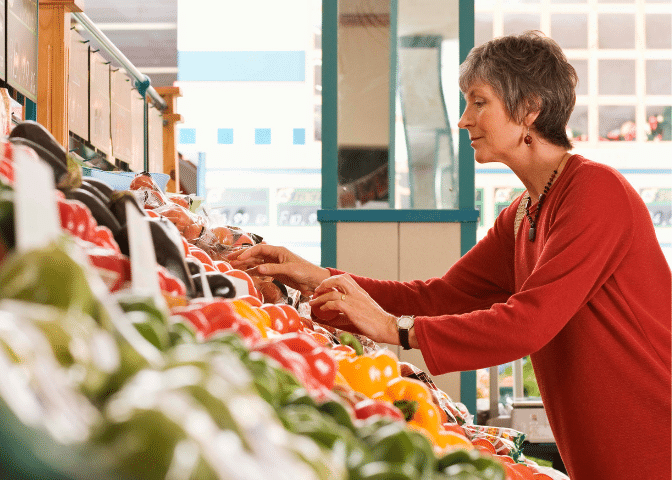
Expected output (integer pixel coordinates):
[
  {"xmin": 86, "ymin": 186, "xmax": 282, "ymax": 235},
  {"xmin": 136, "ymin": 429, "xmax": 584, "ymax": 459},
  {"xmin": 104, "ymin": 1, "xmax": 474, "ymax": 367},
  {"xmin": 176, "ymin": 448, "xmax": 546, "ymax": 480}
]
[{"xmin": 0, "ymin": 121, "xmax": 566, "ymax": 480}]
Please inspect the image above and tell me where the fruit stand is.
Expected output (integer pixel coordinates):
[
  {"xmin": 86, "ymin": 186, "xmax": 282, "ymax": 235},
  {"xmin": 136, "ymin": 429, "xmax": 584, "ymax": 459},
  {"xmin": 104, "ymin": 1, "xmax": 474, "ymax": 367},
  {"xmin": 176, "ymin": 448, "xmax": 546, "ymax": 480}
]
[{"xmin": 0, "ymin": 122, "xmax": 569, "ymax": 480}]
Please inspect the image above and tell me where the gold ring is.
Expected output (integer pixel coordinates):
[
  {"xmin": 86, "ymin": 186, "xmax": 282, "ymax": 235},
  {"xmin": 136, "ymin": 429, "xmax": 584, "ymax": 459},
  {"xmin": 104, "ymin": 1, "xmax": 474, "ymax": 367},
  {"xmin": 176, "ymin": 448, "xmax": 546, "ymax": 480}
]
[{"xmin": 341, "ymin": 294, "xmax": 346, "ymax": 301}]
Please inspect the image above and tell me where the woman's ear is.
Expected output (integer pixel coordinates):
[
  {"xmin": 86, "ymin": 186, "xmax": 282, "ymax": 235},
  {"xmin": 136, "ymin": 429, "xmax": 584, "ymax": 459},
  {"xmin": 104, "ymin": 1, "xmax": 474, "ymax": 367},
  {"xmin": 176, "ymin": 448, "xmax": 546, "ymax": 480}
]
[
  {"xmin": 523, "ymin": 96, "xmax": 541, "ymax": 127},
  {"xmin": 524, "ymin": 109, "xmax": 540, "ymax": 128}
]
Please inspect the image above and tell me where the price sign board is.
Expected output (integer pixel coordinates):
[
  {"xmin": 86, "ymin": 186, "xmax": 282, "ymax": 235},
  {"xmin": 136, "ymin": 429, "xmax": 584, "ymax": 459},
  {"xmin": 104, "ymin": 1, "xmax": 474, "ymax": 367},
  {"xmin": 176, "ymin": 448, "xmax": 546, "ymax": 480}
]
[
  {"xmin": 111, "ymin": 69, "xmax": 133, "ymax": 163},
  {"xmin": 276, "ymin": 188, "xmax": 320, "ymax": 227},
  {"xmin": 90, "ymin": 52, "xmax": 111, "ymax": 156},
  {"xmin": 494, "ymin": 187, "xmax": 525, "ymax": 218},
  {"xmin": 7, "ymin": 0, "xmax": 38, "ymax": 101},
  {"xmin": 206, "ymin": 188, "xmax": 269, "ymax": 227},
  {"xmin": 147, "ymin": 105, "xmax": 163, "ymax": 173},
  {"xmin": 68, "ymin": 31, "xmax": 89, "ymax": 140},
  {"xmin": 130, "ymin": 92, "xmax": 145, "ymax": 172},
  {"xmin": 641, "ymin": 188, "xmax": 671, "ymax": 227},
  {"xmin": 0, "ymin": 0, "xmax": 6, "ymax": 81}
]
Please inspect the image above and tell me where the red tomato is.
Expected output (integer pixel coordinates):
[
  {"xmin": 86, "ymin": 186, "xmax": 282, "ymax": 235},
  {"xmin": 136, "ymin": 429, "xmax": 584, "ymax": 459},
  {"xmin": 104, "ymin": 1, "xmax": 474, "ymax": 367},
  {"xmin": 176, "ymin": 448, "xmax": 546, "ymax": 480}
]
[
  {"xmin": 503, "ymin": 462, "xmax": 538, "ymax": 480},
  {"xmin": 532, "ymin": 474, "xmax": 554, "ymax": 479},
  {"xmin": 129, "ymin": 173, "xmax": 159, "ymax": 191},
  {"xmin": 188, "ymin": 245, "xmax": 214, "ymax": 267},
  {"xmin": 494, "ymin": 454, "xmax": 515, "ymax": 464},
  {"xmin": 212, "ymin": 226, "xmax": 234, "ymax": 246},
  {"xmin": 169, "ymin": 196, "xmax": 190, "ymax": 209},
  {"xmin": 261, "ymin": 304, "xmax": 290, "ymax": 333},
  {"xmin": 508, "ymin": 464, "xmax": 535, "ymax": 480},
  {"xmin": 180, "ymin": 236, "xmax": 191, "ymax": 257},
  {"xmin": 158, "ymin": 204, "xmax": 192, "ymax": 230},
  {"xmin": 237, "ymin": 294, "xmax": 263, "ymax": 307},
  {"xmin": 145, "ymin": 209, "xmax": 160, "ymax": 218},
  {"xmin": 306, "ymin": 330, "xmax": 332, "ymax": 347},
  {"xmin": 277, "ymin": 304, "xmax": 303, "ymax": 332},
  {"xmin": 471, "ymin": 438, "xmax": 497, "ymax": 455},
  {"xmin": 214, "ymin": 260, "xmax": 232, "ymax": 272},
  {"xmin": 183, "ymin": 223, "xmax": 203, "ymax": 241}
]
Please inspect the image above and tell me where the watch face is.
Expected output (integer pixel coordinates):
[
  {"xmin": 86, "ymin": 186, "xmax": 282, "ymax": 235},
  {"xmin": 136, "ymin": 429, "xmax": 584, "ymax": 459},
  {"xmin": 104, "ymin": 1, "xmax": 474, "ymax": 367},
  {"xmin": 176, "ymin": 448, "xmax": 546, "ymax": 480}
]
[{"xmin": 398, "ymin": 316, "xmax": 414, "ymax": 329}]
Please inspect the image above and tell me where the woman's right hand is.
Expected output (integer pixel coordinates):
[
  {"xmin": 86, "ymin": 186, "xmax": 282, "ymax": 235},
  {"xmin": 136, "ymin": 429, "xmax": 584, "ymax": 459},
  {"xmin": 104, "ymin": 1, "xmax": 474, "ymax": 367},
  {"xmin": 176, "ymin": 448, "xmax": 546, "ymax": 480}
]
[{"xmin": 227, "ymin": 243, "xmax": 330, "ymax": 296}]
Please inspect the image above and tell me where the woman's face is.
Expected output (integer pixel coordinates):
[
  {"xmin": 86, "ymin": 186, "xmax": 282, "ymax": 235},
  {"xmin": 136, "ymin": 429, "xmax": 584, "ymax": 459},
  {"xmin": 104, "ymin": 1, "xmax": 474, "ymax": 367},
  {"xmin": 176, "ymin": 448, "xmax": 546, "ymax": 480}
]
[{"xmin": 458, "ymin": 81, "xmax": 524, "ymax": 165}]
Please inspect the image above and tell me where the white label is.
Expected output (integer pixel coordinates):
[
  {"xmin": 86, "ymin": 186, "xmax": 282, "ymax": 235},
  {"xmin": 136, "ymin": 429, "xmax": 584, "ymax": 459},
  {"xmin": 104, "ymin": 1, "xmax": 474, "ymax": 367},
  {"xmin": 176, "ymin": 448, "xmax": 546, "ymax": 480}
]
[
  {"xmin": 126, "ymin": 203, "xmax": 162, "ymax": 304},
  {"xmin": 13, "ymin": 146, "xmax": 60, "ymax": 252},
  {"xmin": 197, "ymin": 262, "xmax": 213, "ymax": 300},
  {"xmin": 222, "ymin": 273, "xmax": 249, "ymax": 297}
]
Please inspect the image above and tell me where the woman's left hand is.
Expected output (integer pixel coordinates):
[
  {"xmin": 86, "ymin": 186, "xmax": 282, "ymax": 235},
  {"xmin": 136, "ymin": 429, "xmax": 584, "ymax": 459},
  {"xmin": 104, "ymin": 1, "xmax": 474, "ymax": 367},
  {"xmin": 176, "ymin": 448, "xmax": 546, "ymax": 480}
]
[{"xmin": 309, "ymin": 274, "xmax": 399, "ymax": 345}]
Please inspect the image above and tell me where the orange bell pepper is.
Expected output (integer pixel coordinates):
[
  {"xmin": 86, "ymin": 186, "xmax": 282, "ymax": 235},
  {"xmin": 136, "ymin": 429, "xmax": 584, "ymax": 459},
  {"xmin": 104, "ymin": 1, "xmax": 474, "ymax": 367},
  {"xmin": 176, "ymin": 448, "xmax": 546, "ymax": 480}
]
[
  {"xmin": 377, "ymin": 376, "xmax": 446, "ymax": 447},
  {"xmin": 335, "ymin": 332, "xmax": 400, "ymax": 399}
]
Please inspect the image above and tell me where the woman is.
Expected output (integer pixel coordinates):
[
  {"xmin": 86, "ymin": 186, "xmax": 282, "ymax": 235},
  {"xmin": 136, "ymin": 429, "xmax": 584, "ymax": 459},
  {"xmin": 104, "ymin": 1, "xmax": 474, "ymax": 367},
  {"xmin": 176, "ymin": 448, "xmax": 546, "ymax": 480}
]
[{"xmin": 230, "ymin": 32, "xmax": 671, "ymax": 480}]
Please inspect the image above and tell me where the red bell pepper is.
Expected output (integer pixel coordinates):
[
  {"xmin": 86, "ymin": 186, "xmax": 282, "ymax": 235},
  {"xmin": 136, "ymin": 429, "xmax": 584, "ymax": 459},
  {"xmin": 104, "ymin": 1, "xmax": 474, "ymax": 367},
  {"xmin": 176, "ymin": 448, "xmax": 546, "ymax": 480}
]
[
  {"xmin": 254, "ymin": 340, "xmax": 317, "ymax": 393},
  {"xmin": 90, "ymin": 224, "xmax": 120, "ymax": 252},
  {"xmin": 353, "ymin": 398, "xmax": 405, "ymax": 423},
  {"xmin": 171, "ymin": 300, "xmax": 262, "ymax": 346},
  {"xmin": 57, "ymin": 197, "xmax": 121, "ymax": 253},
  {"xmin": 157, "ymin": 265, "xmax": 187, "ymax": 297},
  {"xmin": 58, "ymin": 197, "xmax": 95, "ymax": 242},
  {"xmin": 85, "ymin": 247, "xmax": 132, "ymax": 292},
  {"xmin": 253, "ymin": 332, "xmax": 338, "ymax": 398}
]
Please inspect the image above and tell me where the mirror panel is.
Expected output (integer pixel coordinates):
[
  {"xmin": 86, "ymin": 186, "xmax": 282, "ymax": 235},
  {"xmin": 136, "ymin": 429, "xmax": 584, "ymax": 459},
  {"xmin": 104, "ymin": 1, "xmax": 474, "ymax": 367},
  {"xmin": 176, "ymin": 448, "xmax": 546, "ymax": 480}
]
[
  {"xmin": 337, "ymin": 0, "xmax": 391, "ymax": 208},
  {"xmin": 335, "ymin": 0, "xmax": 460, "ymax": 209}
]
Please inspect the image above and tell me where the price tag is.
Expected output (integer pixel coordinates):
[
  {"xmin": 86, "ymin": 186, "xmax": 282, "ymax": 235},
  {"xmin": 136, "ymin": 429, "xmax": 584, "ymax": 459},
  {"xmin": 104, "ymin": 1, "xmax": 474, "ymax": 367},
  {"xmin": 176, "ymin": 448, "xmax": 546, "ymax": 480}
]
[
  {"xmin": 223, "ymin": 273, "xmax": 250, "ymax": 298},
  {"xmin": 13, "ymin": 146, "xmax": 60, "ymax": 252},
  {"xmin": 196, "ymin": 262, "xmax": 213, "ymax": 300},
  {"xmin": 125, "ymin": 202, "xmax": 163, "ymax": 305}
]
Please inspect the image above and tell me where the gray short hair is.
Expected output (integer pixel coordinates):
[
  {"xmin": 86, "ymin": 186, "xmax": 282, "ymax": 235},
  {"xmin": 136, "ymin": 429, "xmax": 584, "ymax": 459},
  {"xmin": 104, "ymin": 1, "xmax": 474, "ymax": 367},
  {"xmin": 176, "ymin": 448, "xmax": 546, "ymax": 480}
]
[{"xmin": 459, "ymin": 31, "xmax": 577, "ymax": 150}]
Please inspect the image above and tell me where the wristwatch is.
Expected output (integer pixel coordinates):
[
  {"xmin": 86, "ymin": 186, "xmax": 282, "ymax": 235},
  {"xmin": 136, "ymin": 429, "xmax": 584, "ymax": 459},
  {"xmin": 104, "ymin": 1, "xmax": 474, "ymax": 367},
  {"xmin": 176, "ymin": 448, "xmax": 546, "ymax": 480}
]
[{"xmin": 397, "ymin": 315, "xmax": 415, "ymax": 350}]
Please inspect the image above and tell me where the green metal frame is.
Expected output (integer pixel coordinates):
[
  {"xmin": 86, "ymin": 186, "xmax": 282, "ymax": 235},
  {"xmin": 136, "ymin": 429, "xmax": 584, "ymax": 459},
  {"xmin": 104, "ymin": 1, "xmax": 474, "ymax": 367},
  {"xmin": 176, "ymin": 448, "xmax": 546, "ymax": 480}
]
[
  {"xmin": 320, "ymin": 0, "xmax": 477, "ymax": 416},
  {"xmin": 388, "ymin": 0, "xmax": 398, "ymax": 208},
  {"xmin": 321, "ymin": 0, "xmax": 338, "ymax": 268}
]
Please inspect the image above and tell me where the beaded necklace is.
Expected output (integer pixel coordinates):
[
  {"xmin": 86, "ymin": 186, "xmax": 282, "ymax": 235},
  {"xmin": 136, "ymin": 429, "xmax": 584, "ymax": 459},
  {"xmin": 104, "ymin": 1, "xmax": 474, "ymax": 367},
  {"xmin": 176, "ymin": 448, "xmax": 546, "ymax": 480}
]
[{"xmin": 525, "ymin": 155, "xmax": 569, "ymax": 242}]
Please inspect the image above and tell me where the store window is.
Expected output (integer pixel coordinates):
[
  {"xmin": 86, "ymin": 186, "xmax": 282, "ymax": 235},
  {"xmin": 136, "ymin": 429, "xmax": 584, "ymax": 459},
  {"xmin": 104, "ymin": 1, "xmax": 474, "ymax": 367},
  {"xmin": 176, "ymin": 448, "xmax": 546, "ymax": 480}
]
[
  {"xmin": 217, "ymin": 128, "xmax": 234, "ymax": 145},
  {"xmin": 176, "ymin": 0, "xmax": 323, "ymax": 265},
  {"xmin": 473, "ymin": 0, "xmax": 672, "ymax": 420},
  {"xmin": 179, "ymin": 128, "xmax": 196, "ymax": 144}
]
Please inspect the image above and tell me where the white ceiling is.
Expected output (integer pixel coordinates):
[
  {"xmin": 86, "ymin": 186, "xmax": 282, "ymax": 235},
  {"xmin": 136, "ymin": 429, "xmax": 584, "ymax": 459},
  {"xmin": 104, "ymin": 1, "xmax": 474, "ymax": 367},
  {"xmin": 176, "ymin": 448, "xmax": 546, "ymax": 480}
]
[
  {"xmin": 81, "ymin": 0, "xmax": 178, "ymax": 88},
  {"xmin": 80, "ymin": 0, "xmax": 455, "ymax": 89}
]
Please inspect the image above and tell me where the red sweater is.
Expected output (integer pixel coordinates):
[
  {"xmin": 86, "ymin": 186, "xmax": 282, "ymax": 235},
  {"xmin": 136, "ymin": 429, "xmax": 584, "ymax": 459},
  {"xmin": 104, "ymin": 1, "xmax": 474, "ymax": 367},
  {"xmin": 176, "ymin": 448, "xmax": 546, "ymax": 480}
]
[{"xmin": 337, "ymin": 155, "xmax": 671, "ymax": 480}]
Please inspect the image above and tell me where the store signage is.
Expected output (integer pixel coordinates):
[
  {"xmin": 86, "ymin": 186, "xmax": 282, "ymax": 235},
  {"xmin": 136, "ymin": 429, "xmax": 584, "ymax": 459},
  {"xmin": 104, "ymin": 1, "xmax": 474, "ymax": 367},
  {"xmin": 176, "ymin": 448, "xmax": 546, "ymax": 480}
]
[
  {"xmin": 206, "ymin": 188, "xmax": 270, "ymax": 227},
  {"xmin": 276, "ymin": 188, "xmax": 320, "ymax": 227},
  {"xmin": 68, "ymin": 31, "xmax": 89, "ymax": 141},
  {"xmin": 7, "ymin": 0, "xmax": 38, "ymax": 101},
  {"xmin": 0, "ymin": 0, "xmax": 6, "ymax": 81},
  {"xmin": 147, "ymin": 105, "xmax": 163, "ymax": 173},
  {"xmin": 130, "ymin": 93, "xmax": 145, "ymax": 171},
  {"xmin": 90, "ymin": 52, "xmax": 111, "ymax": 156},
  {"xmin": 111, "ymin": 69, "xmax": 133, "ymax": 164}
]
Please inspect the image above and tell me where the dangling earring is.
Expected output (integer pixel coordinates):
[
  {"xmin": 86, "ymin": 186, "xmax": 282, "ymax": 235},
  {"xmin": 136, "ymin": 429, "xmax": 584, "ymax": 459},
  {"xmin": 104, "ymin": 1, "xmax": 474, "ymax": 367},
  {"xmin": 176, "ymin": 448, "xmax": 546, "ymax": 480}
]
[{"xmin": 524, "ymin": 128, "xmax": 532, "ymax": 146}]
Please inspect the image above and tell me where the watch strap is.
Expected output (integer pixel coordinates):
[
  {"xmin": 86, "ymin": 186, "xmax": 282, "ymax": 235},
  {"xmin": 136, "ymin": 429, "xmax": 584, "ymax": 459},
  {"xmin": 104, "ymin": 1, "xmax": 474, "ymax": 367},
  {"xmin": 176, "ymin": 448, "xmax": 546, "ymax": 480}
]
[{"xmin": 398, "ymin": 315, "xmax": 414, "ymax": 350}]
